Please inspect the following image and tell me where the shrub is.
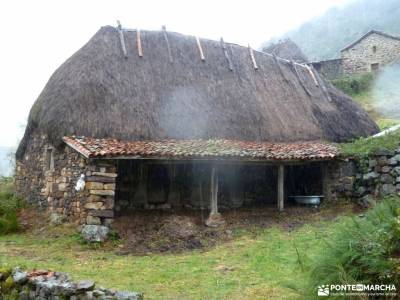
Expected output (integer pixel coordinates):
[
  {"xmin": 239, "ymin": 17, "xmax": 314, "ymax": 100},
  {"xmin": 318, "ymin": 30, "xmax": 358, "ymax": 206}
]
[
  {"xmin": 0, "ymin": 177, "xmax": 22, "ymax": 235},
  {"xmin": 332, "ymin": 73, "xmax": 374, "ymax": 96},
  {"xmin": 306, "ymin": 197, "xmax": 400, "ymax": 297}
]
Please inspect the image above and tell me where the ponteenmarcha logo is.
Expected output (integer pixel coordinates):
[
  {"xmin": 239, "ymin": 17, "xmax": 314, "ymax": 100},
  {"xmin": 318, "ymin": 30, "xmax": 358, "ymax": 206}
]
[{"xmin": 317, "ymin": 285, "xmax": 329, "ymax": 296}]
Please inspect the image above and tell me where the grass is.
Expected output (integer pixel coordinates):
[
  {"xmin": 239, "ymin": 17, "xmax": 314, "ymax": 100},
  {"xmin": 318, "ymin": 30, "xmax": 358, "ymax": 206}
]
[
  {"xmin": 339, "ymin": 129, "xmax": 400, "ymax": 157},
  {"xmin": 0, "ymin": 211, "xmax": 352, "ymax": 299},
  {"xmin": 0, "ymin": 177, "xmax": 23, "ymax": 235}
]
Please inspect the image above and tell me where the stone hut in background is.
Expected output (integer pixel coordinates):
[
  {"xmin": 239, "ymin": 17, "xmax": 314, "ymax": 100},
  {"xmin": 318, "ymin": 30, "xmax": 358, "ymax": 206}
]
[{"xmin": 312, "ymin": 30, "xmax": 400, "ymax": 79}]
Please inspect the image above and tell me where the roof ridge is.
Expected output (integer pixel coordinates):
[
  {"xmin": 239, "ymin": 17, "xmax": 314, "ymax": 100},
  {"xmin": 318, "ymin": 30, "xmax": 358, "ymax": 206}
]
[{"xmin": 341, "ymin": 29, "xmax": 400, "ymax": 52}]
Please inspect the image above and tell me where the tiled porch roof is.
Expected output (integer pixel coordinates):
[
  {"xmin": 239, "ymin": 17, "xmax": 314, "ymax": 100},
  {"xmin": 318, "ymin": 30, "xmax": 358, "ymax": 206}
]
[{"xmin": 63, "ymin": 136, "xmax": 338, "ymax": 161}]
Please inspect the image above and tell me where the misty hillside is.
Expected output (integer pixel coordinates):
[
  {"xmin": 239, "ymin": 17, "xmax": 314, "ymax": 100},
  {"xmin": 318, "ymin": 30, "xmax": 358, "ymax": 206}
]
[
  {"xmin": 268, "ymin": 0, "xmax": 400, "ymax": 61},
  {"xmin": 0, "ymin": 146, "xmax": 12, "ymax": 176}
]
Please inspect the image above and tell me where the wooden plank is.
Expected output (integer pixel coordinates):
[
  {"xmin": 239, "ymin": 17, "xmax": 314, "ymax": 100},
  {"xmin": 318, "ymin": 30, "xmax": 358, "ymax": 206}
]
[
  {"xmin": 210, "ymin": 166, "xmax": 219, "ymax": 214},
  {"xmin": 137, "ymin": 29, "xmax": 143, "ymax": 57},
  {"xmin": 248, "ymin": 45, "xmax": 258, "ymax": 70},
  {"xmin": 220, "ymin": 38, "xmax": 233, "ymax": 71},
  {"xmin": 162, "ymin": 25, "xmax": 173, "ymax": 63},
  {"xmin": 322, "ymin": 163, "xmax": 331, "ymax": 202},
  {"xmin": 116, "ymin": 20, "xmax": 128, "ymax": 58},
  {"xmin": 277, "ymin": 165, "xmax": 284, "ymax": 212},
  {"xmin": 196, "ymin": 36, "xmax": 205, "ymax": 61}
]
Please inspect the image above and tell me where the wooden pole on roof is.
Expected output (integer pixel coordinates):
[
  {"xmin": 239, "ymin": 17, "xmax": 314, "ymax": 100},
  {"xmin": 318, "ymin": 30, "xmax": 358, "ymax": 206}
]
[
  {"xmin": 137, "ymin": 29, "xmax": 143, "ymax": 57},
  {"xmin": 117, "ymin": 20, "xmax": 128, "ymax": 58},
  {"xmin": 248, "ymin": 44, "xmax": 258, "ymax": 70},
  {"xmin": 196, "ymin": 36, "xmax": 205, "ymax": 61},
  {"xmin": 305, "ymin": 64, "xmax": 319, "ymax": 87},
  {"xmin": 162, "ymin": 25, "xmax": 173, "ymax": 63},
  {"xmin": 220, "ymin": 38, "xmax": 233, "ymax": 71},
  {"xmin": 277, "ymin": 165, "xmax": 285, "ymax": 212}
]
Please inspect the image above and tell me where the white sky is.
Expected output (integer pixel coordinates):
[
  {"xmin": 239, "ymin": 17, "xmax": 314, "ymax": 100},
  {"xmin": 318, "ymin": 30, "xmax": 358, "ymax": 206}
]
[{"xmin": 0, "ymin": 0, "xmax": 351, "ymax": 148}]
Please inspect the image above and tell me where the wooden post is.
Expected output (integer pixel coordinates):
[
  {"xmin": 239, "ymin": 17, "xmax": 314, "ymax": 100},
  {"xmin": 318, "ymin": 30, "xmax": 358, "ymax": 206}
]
[
  {"xmin": 322, "ymin": 163, "xmax": 331, "ymax": 202},
  {"xmin": 117, "ymin": 20, "xmax": 128, "ymax": 58},
  {"xmin": 206, "ymin": 165, "xmax": 224, "ymax": 227},
  {"xmin": 277, "ymin": 165, "xmax": 285, "ymax": 212},
  {"xmin": 196, "ymin": 36, "xmax": 205, "ymax": 61}
]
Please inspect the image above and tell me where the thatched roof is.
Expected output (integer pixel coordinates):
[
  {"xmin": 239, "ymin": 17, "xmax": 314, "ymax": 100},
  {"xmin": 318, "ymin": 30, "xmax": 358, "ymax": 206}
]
[
  {"xmin": 17, "ymin": 25, "xmax": 378, "ymax": 159},
  {"xmin": 262, "ymin": 39, "xmax": 308, "ymax": 63},
  {"xmin": 63, "ymin": 136, "xmax": 338, "ymax": 161}
]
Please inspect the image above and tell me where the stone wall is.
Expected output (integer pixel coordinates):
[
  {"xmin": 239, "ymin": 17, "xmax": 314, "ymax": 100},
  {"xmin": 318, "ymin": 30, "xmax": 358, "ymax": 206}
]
[
  {"xmin": 341, "ymin": 32, "xmax": 400, "ymax": 75},
  {"xmin": 311, "ymin": 59, "xmax": 343, "ymax": 80},
  {"xmin": 15, "ymin": 131, "xmax": 117, "ymax": 227},
  {"xmin": 329, "ymin": 149, "xmax": 400, "ymax": 202},
  {"xmin": 0, "ymin": 267, "xmax": 142, "ymax": 299}
]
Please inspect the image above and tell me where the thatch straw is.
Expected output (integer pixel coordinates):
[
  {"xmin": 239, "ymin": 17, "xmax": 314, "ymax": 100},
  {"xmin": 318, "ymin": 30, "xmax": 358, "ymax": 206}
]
[{"xmin": 16, "ymin": 26, "xmax": 378, "ymax": 159}]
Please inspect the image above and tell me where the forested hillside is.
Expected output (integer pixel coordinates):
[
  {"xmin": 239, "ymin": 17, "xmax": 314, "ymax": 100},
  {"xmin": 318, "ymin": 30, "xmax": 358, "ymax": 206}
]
[{"xmin": 266, "ymin": 0, "xmax": 400, "ymax": 61}]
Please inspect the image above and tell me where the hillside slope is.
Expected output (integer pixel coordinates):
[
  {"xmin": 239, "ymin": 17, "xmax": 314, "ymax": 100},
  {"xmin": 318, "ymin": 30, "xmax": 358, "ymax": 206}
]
[{"xmin": 268, "ymin": 0, "xmax": 400, "ymax": 61}]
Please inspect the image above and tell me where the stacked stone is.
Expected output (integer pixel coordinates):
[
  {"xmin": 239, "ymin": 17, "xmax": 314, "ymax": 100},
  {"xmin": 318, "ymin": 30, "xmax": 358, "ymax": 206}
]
[
  {"xmin": 0, "ymin": 267, "xmax": 143, "ymax": 299},
  {"xmin": 83, "ymin": 161, "xmax": 117, "ymax": 227},
  {"xmin": 356, "ymin": 149, "xmax": 400, "ymax": 197}
]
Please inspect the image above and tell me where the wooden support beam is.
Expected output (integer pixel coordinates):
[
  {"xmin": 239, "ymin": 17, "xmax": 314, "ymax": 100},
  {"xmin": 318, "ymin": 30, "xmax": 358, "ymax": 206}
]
[
  {"xmin": 277, "ymin": 165, "xmax": 285, "ymax": 212},
  {"xmin": 220, "ymin": 38, "xmax": 233, "ymax": 71},
  {"xmin": 116, "ymin": 20, "xmax": 128, "ymax": 58},
  {"xmin": 205, "ymin": 165, "xmax": 225, "ymax": 227},
  {"xmin": 210, "ymin": 165, "xmax": 218, "ymax": 214},
  {"xmin": 162, "ymin": 25, "xmax": 173, "ymax": 63},
  {"xmin": 137, "ymin": 29, "xmax": 143, "ymax": 57},
  {"xmin": 291, "ymin": 61, "xmax": 312, "ymax": 97},
  {"xmin": 248, "ymin": 44, "xmax": 258, "ymax": 70},
  {"xmin": 322, "ymin": 163, "xmax": 331, "ymax": 202},
  {"xmin": 196, "ymin": 36, "xmax": 205, "ymax": 61}
]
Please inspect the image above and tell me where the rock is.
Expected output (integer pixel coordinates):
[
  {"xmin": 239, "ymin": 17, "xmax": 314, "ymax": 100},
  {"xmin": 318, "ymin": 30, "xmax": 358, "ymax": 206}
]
[
  {"xmin": 381, "ymin": 174, "xmax": 393, "ymax": 184},
  {"xmin": 86, "ymin": 215, "xmax": 101, "ymax": 225},
  {"xmin": 93, "ymin": 289, "xmax": 106, "ymax": 297},
  {"xmin": 85, "ymin": 182, "xmax": 104, "ymax": 190},
  {"xmin": 12, "ymin": 267, "xmax": 28, "ymax": 284},
  {"xmin": 104, "ymin": 183, "xmax": 116, "ymax": 190},
  {"xmin": 205, "ymin": 213, "xmax": 225, "ymax": 227},
  {"xmin": 397, "ymin": 177, "xmax": 400, "ymax": 183},
  {"xmin": 381, "ymin": 166, "xmax": 391, "ymax": 173},
  {"xmin": 368, "ymin": 159, "xmax": 377, "ymax": 168},
  {"xmin": 358, "ymin": 195, "xmax": 375, "ymax": 208},
  {"xmin": 81, "ymin": 225, "xmax": 110, "ymax": 242},
  {"xmin": 393, "ymin": 167, "xmax": 400, "ymax": 175},
  {"xmin": 375, "ymin": 149, "xmax": 395, "ymax": 156},
  {"xmin": 91, "ymin": 172, "xmax": 118, "ymax": 178},
  {"xmin": 380, "ymin": 184, "xmax": 396, "ymax": 195},
  {"xmin": 84, "ymin": 202, "xmax": 104, "ymax": 210},
  {"xmin": 377, "ymin": 156, "xmax": 388, "ymax": 166},
  {"xmin": 355, "ymin": 186, "xmax": 366, "ymax": 197},
  {"xmin": 77, "ymin": 280, "xmax": 95, "ymax": 291},
  {"xmin": 114, "ymin": 291, "xmax": 144, "ymax": 300},
  {"xmin": 50, "ymin": 213, "xmax": 66, "ymax": 226},
  {"xmin": 86, "ymin": 176, "xmax": 116, "ymax": 183},
  {"xmin": 393, "ymin": 154, "xmax": 400, "ymax": 162},
  {"xmin": 389, "ymin": 157, "xmax": 398, "ymax": 166},
  {"xmin": 58, "ymin": 183, "xmax": 68, "ymax": 192},
  {"xmin": 363, "ymin": 172, "xmax": 379, "ymax": 181},
  {"xmin": 90, "ymin": 190, "xmax": 115, "ymax": 196}
]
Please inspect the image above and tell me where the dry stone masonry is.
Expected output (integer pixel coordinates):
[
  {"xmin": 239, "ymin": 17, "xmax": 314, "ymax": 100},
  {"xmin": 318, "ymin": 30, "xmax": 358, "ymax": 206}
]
[
  {"xmin": 330, "ymin": 148, "xmax": 400, "ymax": 204},
  {"xmin": 0, "ymin": 267, "xmax": 143, "ymax": 299}
]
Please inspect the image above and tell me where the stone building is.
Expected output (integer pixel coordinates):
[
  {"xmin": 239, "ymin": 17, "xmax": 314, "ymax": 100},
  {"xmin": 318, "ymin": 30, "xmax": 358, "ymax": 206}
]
[
  {"xmin": 311, "ymin": 30, "xmax": 400, "ymax": 79},
  {"xmin": 15, "ymin": 25, "xmax": 378, "ymax": 229},
  {"xmin": 341, "ymin": 30, "xmax": 400, "ymax": 74}
]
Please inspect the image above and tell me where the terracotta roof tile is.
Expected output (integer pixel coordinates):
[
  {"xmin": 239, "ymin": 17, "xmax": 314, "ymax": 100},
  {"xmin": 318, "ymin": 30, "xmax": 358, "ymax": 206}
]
[{"xmin": 63, "ymin": 136, "xmax": 338, "ymax": 161}]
